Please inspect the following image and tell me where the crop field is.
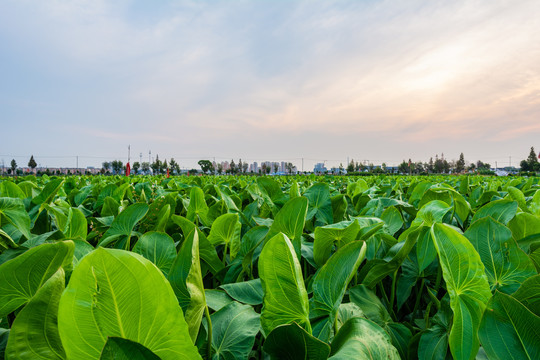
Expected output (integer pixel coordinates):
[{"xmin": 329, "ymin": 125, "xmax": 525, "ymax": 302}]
[{"xmin": 1, "ymin": 174, "xmax": 539, "ymax": 359}]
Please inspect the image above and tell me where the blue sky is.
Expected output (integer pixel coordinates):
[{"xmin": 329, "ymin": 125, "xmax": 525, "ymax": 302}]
[{"xmin": 1, "ymin": 0, "xmax": 539, "ymax": 170}]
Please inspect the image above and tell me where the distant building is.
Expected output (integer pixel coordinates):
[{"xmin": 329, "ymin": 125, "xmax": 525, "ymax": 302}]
[{"xmin": 314, "ymin": 163, "xmax": 327, "ymax": 174}]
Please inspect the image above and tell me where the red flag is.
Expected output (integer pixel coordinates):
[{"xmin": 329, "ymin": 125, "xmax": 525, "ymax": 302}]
[
  {"xmin": 538, "ymin": 153, "xmax": 540, "ymax": 159},
  {"xmin": 126, "ymin": 162, "xmax": 131, "ymax": 176},
  {"xmin": 167, "ymin": 168, "xmax": 170, "ymax": 178}
]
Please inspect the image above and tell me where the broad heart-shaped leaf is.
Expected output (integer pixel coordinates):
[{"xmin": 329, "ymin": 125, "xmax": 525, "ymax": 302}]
[
  {"xmin": 32, "ymin": 179, "xmax": 64, "ymax": 207},
  {"xmin": 62, "ymin": 207, "xmax": 87, "ymax": 240},
  {"xmin": 479, "ymin": 291, "xmax": 540, "ymax": 360},
  {"xmin": 58, "ymin": 248, "xmax": 201, "ymax": 360},
  {"xmin": 310, "ymin": 241, "xmax": 366, "ymax": 341},
  {"xmin": 0, "ymin": 241, "xmax": 74, "ymax": 318},
  {"xmin": 313, "ymin": 219, "xmax": 360, "ymax": 267},
  {"xmin": 171, "ymin": 215, "xmax": 224, "ymax": 275},
  {"xmin": 259, "ymin": 233, "xmax": 311, "ymax": 336},
  {"xmin": 0, "ymin": 181, "xmax": 26, "ymax": 198},
  {"xmin": 220, "ymin": 279, "xmax": 263, "ymax": 305},
  {"xmin": 507, "ymin": 212, "xmax": 540, "ymax": 245},
  {"xmin": 133, "ymin": 231, "xmax": 176, "ymax": 276},
  {"xmin": 266, "ymin": 196, "xmax": 308, "ymax": 257},
  {"xmin": 0, "ymin": 197, "xmax": 31, "ymax": 240},
  {"xmin": 380, "ymin": 206, "xmax": 403, "ymax": 235},
  {"xmin": 431, "ymin": 223, "xmax": 491, "ymax": 360},
  {"xmin": 264, "ymin": 322, "xmax": 331, "ymax": 360},
  {"xmin": 207, "ymin": 213, "xmax": 241, "ymax": 260},
  {"xmin": 168, "ymin": 230, "xmax": 206, "ymax": 342},
  {"xmin": 512, "ymin": 275, "xmax": 540, "ymax": 315},
  {"xmin": 304, "ymin": 183, "xmax": 333, "ymax": 226},
  {"xmin": 464, "ymin": 217, "xmax": 536, "ymax": 294},
  {"xmin": 418, "ymin": 300, "xmax": 452, "ymax": 360},
  {"xmin": 411, "ymin": 200, "xmax": 452, "ymax": 227},
  {"xmin": 471, "ymin": 199, "xmax": 518, "ymax": 225},
  {"xmin": 99, "ymin": 337, "xmax": 160, "ymax": 360},
  {"xmin": 210, "ymin": 302, "xmax": 260, "ymax": 360},
  {"xmin": 99, "ymin": 203, "xmax": 149, "ymax": 248},
  {"xmin": 530, "ymin": 189, "xmax": 540, "ymax": 217},
  {"xmin": 186, "ymin": 186, "xmax": 209, "ymax": 225},
  {"xmin": 328, "ymin": 318, "xmax": 400, "ymax": 359},
  {"xmin": 349, "ymin": 285, "xmax": 392, "ymax": 325},
  {"xmin": 6, "ymin": 268, "xmax": 66, "ymax": 360}
]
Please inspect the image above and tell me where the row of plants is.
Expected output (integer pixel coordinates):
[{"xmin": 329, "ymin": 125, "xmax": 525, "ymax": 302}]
[{"xmin": 1, "ymin": 174, "xmax": 539, "ymax": 359}]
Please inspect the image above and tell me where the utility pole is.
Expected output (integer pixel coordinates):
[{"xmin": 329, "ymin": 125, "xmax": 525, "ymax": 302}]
[
  {"xmin": 76, "ymin": 156, "xmax": 78, "ymax": 174},
  {"xmin": 148, "ymin": 150, "xmax": 151, "ymax": 164},
  {"xmin": 495, "ymin": 161, "xmax": 498, "ymax": 171},
  {"xmin": 140, "ymin": 153, "xmax": 142, "ymax": 164},
  {"xmin": 509, "ymin": 156, "xmax": 511, "ymax": 168},
  {"xmin": 302, "ymin": 158, "xmax": 304, "ymax": 173},
  {"xmin": 213, "ymin": 157, "xmax": 216, "ymax": 175}
]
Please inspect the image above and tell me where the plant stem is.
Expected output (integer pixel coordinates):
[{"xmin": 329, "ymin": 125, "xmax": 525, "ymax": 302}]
[
  {"xmin": 222, "ymin": 243, "xmax": 228, "ymax": 266},
  {"xmin": 411, "ymin": 278, "xmax": 425, "ymax": 325},
  {"xmin": 204, "ymin": 305, "xmax": 213, "ymax": 360},
  {"xmin": 389, "ymin": 269, "xmax": 398, "ymax": 318}
]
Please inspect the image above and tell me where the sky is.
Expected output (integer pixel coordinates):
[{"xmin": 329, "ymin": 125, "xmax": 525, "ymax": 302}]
[{"xmin": 1, "ymin": 0, "xmax": 540, "ymax": 171}]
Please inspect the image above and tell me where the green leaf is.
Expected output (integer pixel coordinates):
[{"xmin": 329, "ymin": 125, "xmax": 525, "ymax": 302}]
[
  {"xmin": 5, "ymin": 268, "xmax": 66, "ymax": 360},
  {"xmin": 99, "ymin": 203, "xmax": 149, "ymax": 248},
  {"xmin": 220, "ymin": 279, "xmax": 263, "ymax": 305},
  {"xmin": 99, "ymin": 337, "xmax": 160, "ymax": 360},
  {"xmin": 465, "ymin": 217, "xmax": 536, "ymax": 293},
  {"xmin": 259, "ymin": 233, "xmax": 311, "ymax": 336},
  {"xmin": 264, "ymin": 322, "xmax": 331, "ymax": 360},
  {"xmin": 479, "ymin": 291, "xmax": 540, "ymax": 360},
  {"xmin": 512, "ymin": 275, "xmax": 540, "ymax": 316},
  {"xmin": 310, "ymin": 241, "xmax": 366, "ymax": 340},
  {"xmin": 32, "ymin": 179, "xmax": 64, "ymax": 207},
  {"xmin": 63, "ymin": 207, "xmax": 87, "ymax": 241},
  {"xmin": 266, "ymin": 196, "xmax": 309, "ymax": 257},
  {"xmin": 471, "ymin": 199, "xmax": 517, "ymax": 225},
  {"xmin": 0, "ymin": 197, "xmax": 31, "ymax": 240},
  {"xmin": 508, "ymin": 186, "xmax": 529, "ymax": 212},
  {"xmin": 380, "ymin": 206, "xmax": 404, "ymax": 235},
  {"xmin": 211, "ymin": 302, "xmax": 260, "ymax": 360},
  {"xmin": 305, "ymin": 183, "xmax": 333, "ymax": 226},
  {"xmin": 0, "ymin": 181, "xmax": 26, "ymax": 198},
  {"xmin": 412, "ymin": 200, "xmax": 452, "ymax": 227},
  {"xmin": 168, "ymin": 230, "xmax": 206, "ymax": 342},
  {"xmin": 418, "ymin": 302, "xmax": 451, "ymax": 360},
  {"xmin": 507, "ymin": 212, "xmax": 540, "ymax": 245},
  {"xmin": 0, "ymin": 241, "xmax": 74, "ymax": 318},
  {"xmin": 186, "ymin": 187, "xmax": 209, "ymax": 225},
  {"xmin": 328, "ymin": 318, "xmax": 400, "ymax": 359},
  {"xmin": 207, "ymin": 213, "xmax": 241, "ymax": 260},
  {"xmin": 205, "ymin": 290, "xmax": 233, "ymax": 312},
  {"xmin": 133, "ymin": 231, "xmax": 176, "ymax": 276},
  {"xmin": 171, "ymin": 215, "xmax": 224, "ymax": 275},
  {"xmin": 313, "ymin": 220, "xmax": 360, "ymax": 267},
  {"xmin": 349, "ymin": 285, "xmax": 392, "ymax": 325},
  {"xmin": 58, "ymin": 248, "xmax": 201, "ymax": 360},
  {"xmin": 431, "ymin": 223, "xmax": 491, "ymax": 360}
]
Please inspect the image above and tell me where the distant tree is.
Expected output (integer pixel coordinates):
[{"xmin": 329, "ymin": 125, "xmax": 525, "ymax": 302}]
[
  {"xmin": 468, "ymin": 163, "xmax": 476, "ymax": 171},
  {"xmin": 198, "ymin": 160, "xmax": 214, "ymax": 174},
  {"xmin": 347, "ymin": 159, "xmax": 355, "ymax": 173},
  {"xmin": 273, "ymin": 163, "xmax": 278, "ymax": 173},
  {"xmin": 238, "ymin": 159, "xmax": 244, "ymax": 174},
  {"xmin": 427, "ymin": 157, "xmax": 434, "ymax": 173},
  {"xmin": 169, "ymin": 158, "xmax": 180, "ymax": 174},
  {"xmin": 162, "ymin": 159, "xmax": 168, "ymax": 174},
  {"xmin": 102, "ymin": 161, "xmax": 111, "ymax": 173},
  {"xmin": 242, "ymin": 162, "xmax": 248, "ymax": 174},
  {"xmin": 10, "ymin": 159, "xmax": 17, "ymax": 175},
  {"xmin": 456, "ymin": 153, "xmax": 465, "ymax": 173},
  {"xmin": 476, "ymin": 160, "xmax": 491, "ymax": 170},
  {"xmin": 381, "ymin": 163, "xmax": 387, "ymax": 173},
  {"xmin": 217, "ymin": 163, "xmax": 223, "ymax": 175},
  {"xmin": 141, "ymin": 162, "xmax": 150, "ymax": 174},
  {"xmin": 261, "ymin": 163, "xmax": 267, "ymax": 174},
  {"xmin": 151, "ymin": 155, "xmax": 161, "ymax": 174},
  {"xmin": 522, "ymin": 146, "xmax": 540, "ymax": 172},
  {"xmin": 111, "ymin": 160, "xmax": 123, "ymax": 174},
  {"xmin": 230, "ymin": 160, "xmax": 236, "ymax": 174},
  {"xmin": 132, "ymin": 162, "xmax": 140, "ymax": 174},
  {"xmin": 398, "ymin": 160, "xmax": 408, "ymax": 174},
  {"xmin": 28, "ymin": 155, "xmax": 37, "ymax": 170}
]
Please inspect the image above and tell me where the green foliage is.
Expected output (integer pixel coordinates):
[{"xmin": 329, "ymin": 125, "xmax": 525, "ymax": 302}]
[{"xmin": 1, "ymin": 173, "xmax": 540, "ymax": 359}]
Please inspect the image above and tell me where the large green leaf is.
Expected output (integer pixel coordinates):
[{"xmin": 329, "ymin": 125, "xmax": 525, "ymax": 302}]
[
  {"xmin": 507, "ymin": 212, "xmax": 540, "ymax": 245},
  {"xmin": 264, "ymin": 322, "xmax": 331, "ymax": 360},
  {"xmin": 0, "ymin": 197, "xmax": 31, "ymax": 240},
  {"xmin": 328, "ymin": 318, "xmax": 400, "ymax": 359},
  {"xmin": 186, "ymin": 187, "xmax": 209, "ymax": 225},
  {"xmin": 431, "ymin": 223, "xmax": 491, "ymax": 360},
  {"xmin": 464, "ymin": 217, "xmax": 536, "ymax": 293},
  {"xmin": 266, "ymin": 196, "xmax": 309, "ymax": 257},
  {"xmin": 168, "ymin": 230, "xmax": 206, "ymax": 342},
  {"xmin": 5, "ymin": 268, "xmax": 66, "ymax": 360},
  {"xmin": 313, "ymin": 220, "xmax": 360, "ymax": 267},
  {"xmin": 471, "ymin": 199, "xmax": 517, "ymax": 225},
  {"xmin": 133, "ymin": 231, "xmax": 176, "ymax": 276},
  {"xmin": 220, "ymin": 279, "xmax": 263, "ymax": 305},
  {"xmin": 310, "ymin": 241, "xmax": 366, "ymax": 340},
  {"xmin": 0, "ymin": 241, "xmax": 74, "ymax": 317},
  {"xmin": 305, "ymin": 183, "xmax": 333, "ymax": 226},
  {"xmin": 512, "ymin": 275, "xmax": 540, "ymax": 315},
  {"xmin": 99, "ymin": 337, "xmax": 160, "ymax": 360},
  {"xmin": 58, "ymin": 248, "xmax": 200, "ymax": 360},
  {"xmin": 259, "ymin": 233, "xmax": 311, "ymax": 335},
  {"xmin": 171, "ymin": 215, "xmax": 224, "ymax": 275},
  {"xmin": 418, "ymin": 301, "xmax": 451, "ymax": 360},
  {"xmin": 479, "ymin": 291, "xmax": 540, "ymax": 360},
  {"xmin": 210, "ymin": 302, "xmax": 260, "ymax": 360},
  {"xmin": 32, "ymin": 179, "xmax": 64, "ymax": 207},
  {"xmin": 99, "ymin": 203, "xmax": 149, "ymax": 248},
  {"xmin": 207, "ymin": 213, "xmax": 241, "ymax": 260}
]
